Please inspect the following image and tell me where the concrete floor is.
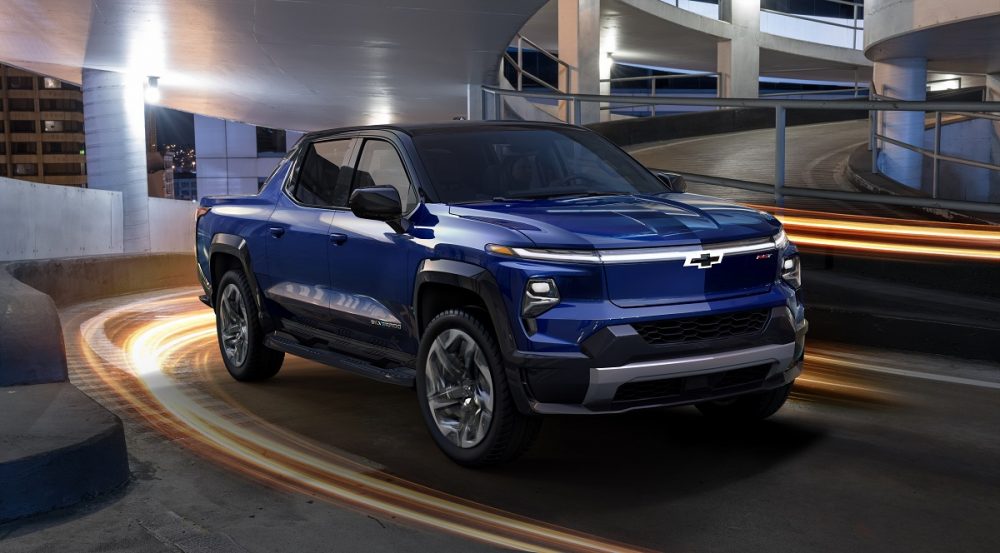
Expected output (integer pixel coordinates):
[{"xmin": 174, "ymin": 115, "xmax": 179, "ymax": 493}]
[{"xmin": 3, "ymin": 289, "xmax": 998, "ymax": 552}]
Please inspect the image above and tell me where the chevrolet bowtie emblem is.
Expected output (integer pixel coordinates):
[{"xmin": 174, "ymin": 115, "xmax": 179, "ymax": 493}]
[{"xmin": 684, "ymin": 251, "xmax": 723, "ymax": 269}]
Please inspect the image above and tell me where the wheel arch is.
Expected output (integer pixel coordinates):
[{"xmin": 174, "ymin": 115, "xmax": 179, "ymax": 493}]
[
  {"xmin": 209, "ymin": 233, "xmax": 274, "ymax": 332},
  {"xmin": 414, "ymin": 259, "xmax": 532, "ymax": 414}
]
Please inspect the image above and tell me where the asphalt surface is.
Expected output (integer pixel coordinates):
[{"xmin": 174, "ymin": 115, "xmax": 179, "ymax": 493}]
[{"xmin": 4, "ymin": 288, "xmax": 998, "ymax": 552}]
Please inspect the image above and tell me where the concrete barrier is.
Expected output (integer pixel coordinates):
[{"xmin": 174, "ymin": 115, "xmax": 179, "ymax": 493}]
[
  {"xmin": 0, "ymin": 177, "xmax": 196, "ymax": 262},
  {"xmin": 0, "ymin": 253, "xmax": 195, "ymax": 522}
]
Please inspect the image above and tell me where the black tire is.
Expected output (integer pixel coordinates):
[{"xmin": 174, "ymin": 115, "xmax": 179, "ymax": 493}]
[
  {"xmin": 215, "ymin": 269, "xmax": 284, "ymax": 381},
  {"xmin": 695, "ymin": 382, "xmax": 792, "ymax": 421},
  {"xmin": 416, "ymin": 309, "xmax": 541, "ymax": 467}
]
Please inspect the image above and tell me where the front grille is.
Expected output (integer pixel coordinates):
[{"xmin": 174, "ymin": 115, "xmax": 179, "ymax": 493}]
[
  {"xmin": 633, "ymin": 309, "xmax": 769, "ymax": 345},
  {"xmin": 613, "ymin": 363, "xmax": 773, "ymax": 403}
]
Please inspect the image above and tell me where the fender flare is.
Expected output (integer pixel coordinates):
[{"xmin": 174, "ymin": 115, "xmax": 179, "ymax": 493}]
[
  {"xmin": 209, "ymin": 233, "xmax": 274, "ymax": 332},
  {"xmin": 414, "ymin": 259, "xmax": 533, "ymax": 414}
]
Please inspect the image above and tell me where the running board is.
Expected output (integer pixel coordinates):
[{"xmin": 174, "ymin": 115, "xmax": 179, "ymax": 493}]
[{"xmin": 265, "ymin": 333, "xmax": 415, "ymax": 387}]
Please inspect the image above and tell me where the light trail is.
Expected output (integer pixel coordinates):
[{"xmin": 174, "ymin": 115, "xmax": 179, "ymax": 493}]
[
  {"xmin": 749, "ymin": 204, "xmax": 1000, "ymax": 261},
  {"xmin": 78, "ymin": 293, "xmax": 654, "ymax": 553}
]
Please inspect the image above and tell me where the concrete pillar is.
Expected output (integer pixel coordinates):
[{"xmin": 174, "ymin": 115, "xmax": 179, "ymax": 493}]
[
  {"xmin": 82, "ymin": 69, "xmax": 150, "ymax": 253},
  {"xmin": 873, "ymin": 58, "xmax": 927, "ymax": 189},
  {"xmin": 717, "ymin": 0, "xmax": 760, "ymax": 98},
  {"xmin": 558, "ymin": 0, "xmax": 601, "ymax": 124}
]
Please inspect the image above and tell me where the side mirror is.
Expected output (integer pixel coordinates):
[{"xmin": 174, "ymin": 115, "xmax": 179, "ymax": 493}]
[
  {"xmin": 349, "ymin": 186, "xmax": 408, "ymax": 232},
  {"xmin": 656, "ymin": 172, "xmax": 688, "ymax": 193}
]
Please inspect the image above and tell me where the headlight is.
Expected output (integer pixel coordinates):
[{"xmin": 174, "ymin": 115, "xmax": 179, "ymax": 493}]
[
  {"xmin": 781, "ymin": 255, "xmax": 802, "ymax": 289},
  {"xmin": 522, "ymin": 278, "xmax": 560, "ymax": 318}
]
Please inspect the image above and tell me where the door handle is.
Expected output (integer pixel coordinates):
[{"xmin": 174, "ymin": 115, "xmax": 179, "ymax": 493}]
[
  {"xmin": 269, "ymin": 226, "xmax": 285, "ymax": 238},
  {"xmin": 329, "ymin": 233, "xmax": 348, "ymax": 245}
]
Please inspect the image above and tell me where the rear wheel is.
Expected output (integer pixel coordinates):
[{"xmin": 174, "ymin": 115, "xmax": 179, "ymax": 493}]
[
  {"xmin": 416, "ymin": 309, "xmax": 540, "ymax": 466},
  {"xmin": 695, "ymin": 382, "xmax": 792, "ymax": 421},
  {"xmin": 215, "ymin": 269, "xmax": 284, "ymax": 381}
]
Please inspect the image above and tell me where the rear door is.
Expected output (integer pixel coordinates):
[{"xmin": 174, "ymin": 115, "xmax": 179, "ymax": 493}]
[{"xmin": 265, "ymin": 137, "xmax": 357, "ymax": 327}]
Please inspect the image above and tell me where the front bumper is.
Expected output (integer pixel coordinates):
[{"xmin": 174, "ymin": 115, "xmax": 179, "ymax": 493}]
[
  {"xmin": 505, "ymin": 306, "xmax": 807, "ymax": 414},
  {"xmin": 530, "ymin": 343, "xmax": 801, "ymax": 414}
]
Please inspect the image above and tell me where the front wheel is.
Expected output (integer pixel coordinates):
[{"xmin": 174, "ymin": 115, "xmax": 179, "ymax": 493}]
[
  {"xmin": 215, "ymin": 269, "xmax": 284, "ymax": 381},
  {"xmin": 695, "ymin": 382, "xmax": 793, "ymax": 421},
  {"xmin": 416, "ymin": 310, "xmax": 540, "ymax": 467}
]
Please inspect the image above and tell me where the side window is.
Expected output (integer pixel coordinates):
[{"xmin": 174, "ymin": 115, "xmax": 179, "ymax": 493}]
[
  {"xmin": 353, "ymin": 140, "xmax": 418, "ymax": 212},
  {"xmin": 289, "ymin": 139, "xmax": 354, "ymax": 207}
]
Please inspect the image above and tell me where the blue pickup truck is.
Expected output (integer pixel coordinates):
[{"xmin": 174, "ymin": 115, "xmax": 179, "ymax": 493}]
[{"xmin": 196, "ymin": 121, "xmax": 807, "ymax": 466}]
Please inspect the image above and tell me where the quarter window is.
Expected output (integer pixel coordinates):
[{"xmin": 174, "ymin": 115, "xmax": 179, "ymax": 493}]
[
  {"xmin": 353, "ymin": 140, "xmax": 417, "ymax": 212},
  {"xmin": 290, "ymin": 139, "xmax": 354, "ymax": 207}
]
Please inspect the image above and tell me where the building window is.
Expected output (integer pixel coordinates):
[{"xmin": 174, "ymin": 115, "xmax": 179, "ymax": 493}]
[
  {"xmin": 6, "ymin": 76, "xmax": 34, "ymax": 90},
  {"xmin": 0, "ymin": 143, "xmax": 5, "ymax": 155},
  {"xmin": 10, "ymin": 120, "xmax": 36, "ymax": 133},
  {"xmin": 40, "ymin": 98, "xmax": 83, "ymax": 112},
  {"xmin": 256, "ymin": 127, "xmax": 287, "ymax": 155},
  {"xmin": 42, "ymin": 77, "xmax": 61, "ymax": 89},
  {"xmin": 0, "ymin": 165, "xmax": 6, "ymax": 177},
  {"xmin": 43, "ymin": 142, "xmax": 86, "ymax": 154},
  {"xmin": 11, "ymin": 142, "xmax": 37, "ymax": 154},
  {"xmin": 7, "ymin": 98, "xmax": 35, "ymax": 111},
  {"xmin": 42, "ymin": 120, "xmax": 83, "ymax": 133},
  {"xmin": 44, "ymin": 163, "xmax": 83, "ymax": 176},
  {"xmin": 14, "ymin": 163, "xmax": 38, "ymax": 176}
]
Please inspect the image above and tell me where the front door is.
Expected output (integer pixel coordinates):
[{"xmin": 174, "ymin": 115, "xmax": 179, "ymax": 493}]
[{"xmin": 327, "ymin": 137, "xmax": 420, "ymax": 356}]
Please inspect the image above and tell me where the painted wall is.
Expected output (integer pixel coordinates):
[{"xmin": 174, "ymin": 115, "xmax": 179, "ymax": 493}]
[{"xmin": 0, "ymin": 177, "xmax": 196, "ymax": 261}]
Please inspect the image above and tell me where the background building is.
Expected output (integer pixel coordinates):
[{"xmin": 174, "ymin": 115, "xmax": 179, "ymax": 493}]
[{"xmin": 0, "ymin": 64, "xmax": 87, "ymax": 187}]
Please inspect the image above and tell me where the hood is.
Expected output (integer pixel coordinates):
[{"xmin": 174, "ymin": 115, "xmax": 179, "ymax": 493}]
[{"xmin": 449, "ymin": 193, "xmax": 780, "ymax": 249}]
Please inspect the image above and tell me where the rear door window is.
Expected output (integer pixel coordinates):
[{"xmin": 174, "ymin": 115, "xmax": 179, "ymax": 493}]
[{"xmin": 289, "ymin": 138, "xmax": 355, "ymax": 207}]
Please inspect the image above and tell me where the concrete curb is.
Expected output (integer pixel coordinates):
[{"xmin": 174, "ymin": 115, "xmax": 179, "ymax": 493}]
[
  {"xmin": 0, "ymin": 254, "xmax": 194, "ymax": 522},
  {"xmin": 0, "ymin": 382, "xmax": 129, "ymax": 523}
]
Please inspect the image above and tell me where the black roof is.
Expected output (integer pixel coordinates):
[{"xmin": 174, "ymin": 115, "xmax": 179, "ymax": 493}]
[{"xmin": 301, "ymin": 120, "xmax": 584, "ymax": 142}]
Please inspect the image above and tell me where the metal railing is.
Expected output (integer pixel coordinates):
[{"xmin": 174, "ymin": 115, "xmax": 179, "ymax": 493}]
[
  {"xmin": 599, "ymin": 72, "xmax": 720, "ymax": 117},
  {"xmin": 502, "ymin": 33, "xmax": 573, "ymax": 94},
  {"xmin": 760, "ymin": 0, "xmax": 864, "ymax": 49},
  {"xmin": 481, "ymin": 85, "xmax": 1000, "ymax": 214},
  {"xmin": 870, "ymin": 88, "xmax": 1000, "ymax": 199}
]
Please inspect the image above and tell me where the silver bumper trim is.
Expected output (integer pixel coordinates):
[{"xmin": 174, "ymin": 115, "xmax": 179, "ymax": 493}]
[{"xmin": 532, "ymin": 342, "xmax": 797, "ymax": 414}]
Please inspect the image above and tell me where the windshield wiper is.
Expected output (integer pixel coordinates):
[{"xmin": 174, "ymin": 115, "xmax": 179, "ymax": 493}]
[{"xmin": 492, "ymin": 191, "xmax": 629, "ymax": 202}]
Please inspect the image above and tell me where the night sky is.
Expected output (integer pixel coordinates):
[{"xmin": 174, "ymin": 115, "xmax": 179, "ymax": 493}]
[{"xmin": 151, "ymin": 106, "xmax": 195, "ymax": 148}]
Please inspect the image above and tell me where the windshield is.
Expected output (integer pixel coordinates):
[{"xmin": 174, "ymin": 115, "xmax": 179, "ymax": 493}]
[{"xmin": 411, "ymin": 127, "xmax": 667, "ymax": 204}]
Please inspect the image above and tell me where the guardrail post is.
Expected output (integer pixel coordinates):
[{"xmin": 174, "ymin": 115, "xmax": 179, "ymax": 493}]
[
  {"xmin": 774, "ymin": 106, "xmax": 786, "ymax": 207},
  {"xmin": 852, "ymin": 4, "xmax": 859, "ymax": 49},
  {"xmin": 493, "ymin": 91, "xmax": 503, "ymax": 121},
  {"xmin": 650, "ymin": 78, "xmax": 656, "ymax": 118},
  {"xmin": 573, "ymin": 98, "xmax": 583, "ymax": 126},
  {"xmin": 870, "ymin": 108, "xmax": 879, "ymax": 174},
  {"xmin": 932, "ymin": 111, "xmax": 942, "ymax": 198},
  {"xmin": 517, "ymin": 36, "xmax": 524, "ymax": 91},
  {"xmin": 480, "ymin": 87, "xmax": 489, "ymax": 121}
]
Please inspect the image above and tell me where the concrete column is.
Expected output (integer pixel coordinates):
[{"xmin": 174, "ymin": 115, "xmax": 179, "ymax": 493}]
[
  {"xmin": 82, "ymin": 69, "xmax": 150, "ymax": 253},
  {"xmin": 558, "ymin": 0, "xmax": 601, "ymax": 124},
  {"xmin": 717, "ymin": 0, "xmax": 760, "ymax": 98},
  {"xmin": 873, "ymin": 57, "xmax": 927, "ymax": 189}
]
